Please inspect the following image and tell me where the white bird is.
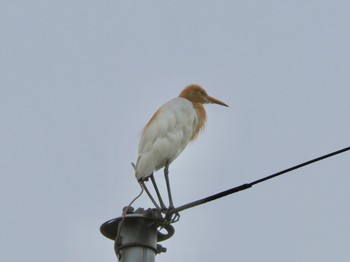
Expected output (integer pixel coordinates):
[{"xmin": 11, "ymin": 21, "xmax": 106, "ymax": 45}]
[{"xmin": 135, "ymin": 84, "xmax": 228, "ymax": 212}]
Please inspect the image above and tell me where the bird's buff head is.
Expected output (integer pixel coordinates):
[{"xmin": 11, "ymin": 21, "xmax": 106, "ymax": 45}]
[{"xmin": 179, "ymin": 84, "xmax": 229, "ymax": 107}]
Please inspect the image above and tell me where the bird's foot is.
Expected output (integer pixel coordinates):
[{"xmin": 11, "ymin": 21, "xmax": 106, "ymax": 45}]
[
  {"xmin": 164, "ymin": 207, "xmax": 180, "ymax": 224},
  {"xmin": 158, "ymin": 204, "xmax": 168, "ymax": 214}
]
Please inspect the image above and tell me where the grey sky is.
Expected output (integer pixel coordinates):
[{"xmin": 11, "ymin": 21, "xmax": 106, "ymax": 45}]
[{"xmin": 1, "ymin": 1, "xmax": 350, "ymax": 261}]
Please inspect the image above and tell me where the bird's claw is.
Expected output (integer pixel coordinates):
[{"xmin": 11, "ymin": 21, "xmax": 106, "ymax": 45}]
[{"xmin": 164, "ymin": 208, "xmax": 180, "ymax": 223}]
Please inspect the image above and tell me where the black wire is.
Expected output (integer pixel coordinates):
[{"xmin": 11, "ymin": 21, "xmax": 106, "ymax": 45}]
[
  {"xmin": 169, "ymin": 146, "xmax": 350, "ymax": 215},
  {"xmin": 250, "ymin": 146, "xmax": 350, "ymax": 186}
]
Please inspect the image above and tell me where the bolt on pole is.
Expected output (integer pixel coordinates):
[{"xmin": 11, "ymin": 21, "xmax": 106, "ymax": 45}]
[{"xmin": 100, "ymin": 207, "xmax": 174, "ymax": 262}]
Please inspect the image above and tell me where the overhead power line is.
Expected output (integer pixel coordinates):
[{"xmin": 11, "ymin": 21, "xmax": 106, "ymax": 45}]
[{"xmin": 169, "ymin": 145, "xmax": 350, "ymax": 216}]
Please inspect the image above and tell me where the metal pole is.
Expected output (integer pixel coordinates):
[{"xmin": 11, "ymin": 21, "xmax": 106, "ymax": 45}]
[{"xmin": 100, "ymin": 207, "xmax": 174, "ymax": 262}]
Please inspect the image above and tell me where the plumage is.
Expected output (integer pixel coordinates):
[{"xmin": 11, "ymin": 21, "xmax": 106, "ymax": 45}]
[
  {"xmin": 135, "ymin": 84, "xmax": 228, "ymax": 181},
  {"xmin": 135, "ymin": 97, "xmax": 197, "ymax": 180}
]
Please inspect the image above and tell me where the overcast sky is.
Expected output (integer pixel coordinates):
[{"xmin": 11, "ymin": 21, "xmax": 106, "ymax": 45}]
[{"xmin": 1, "ymin": 1, "xmax": 350, "ymax": 261}]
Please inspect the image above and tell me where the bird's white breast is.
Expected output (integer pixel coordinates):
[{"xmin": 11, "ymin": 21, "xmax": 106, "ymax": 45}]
[{"xmin": 135, "ymin": 97, "xmax": 197, "ymax": 180}]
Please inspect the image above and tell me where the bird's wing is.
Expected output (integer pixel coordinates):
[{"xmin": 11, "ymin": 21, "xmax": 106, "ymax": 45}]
[{"xmin": 135, "ymin": 98, "xmax": 197, "ymax": 180}]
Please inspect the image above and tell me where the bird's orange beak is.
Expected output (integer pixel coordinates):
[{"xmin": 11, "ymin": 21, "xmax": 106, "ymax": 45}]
[{"xmin": 206, "ymin": 95, "xmax": 229, "ymax": 107}]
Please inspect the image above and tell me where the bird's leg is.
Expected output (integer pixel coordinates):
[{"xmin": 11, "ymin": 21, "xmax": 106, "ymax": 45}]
[
  {"xmin": 150, "ymin": 173, "xmax": 167, "ymax": 210},
  {"xmin": 163, "ymin": 163, "xmax": 180, "ymax": 223},
  {"xmin": 132, "ymin": 162, "xmax": 162, "ymax": 210},
  {"xmin": 163, "ymin": 162, "xmax": 174, "ymax": 208},
  {"xmin": 140, "ymin": 180, "xmax": 161, "ymax": 210}
]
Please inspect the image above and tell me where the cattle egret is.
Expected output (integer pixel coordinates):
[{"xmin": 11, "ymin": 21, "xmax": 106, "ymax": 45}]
[{"xmin": 135, "ymin": 84, "xmax": 228, "ymax": 214}]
